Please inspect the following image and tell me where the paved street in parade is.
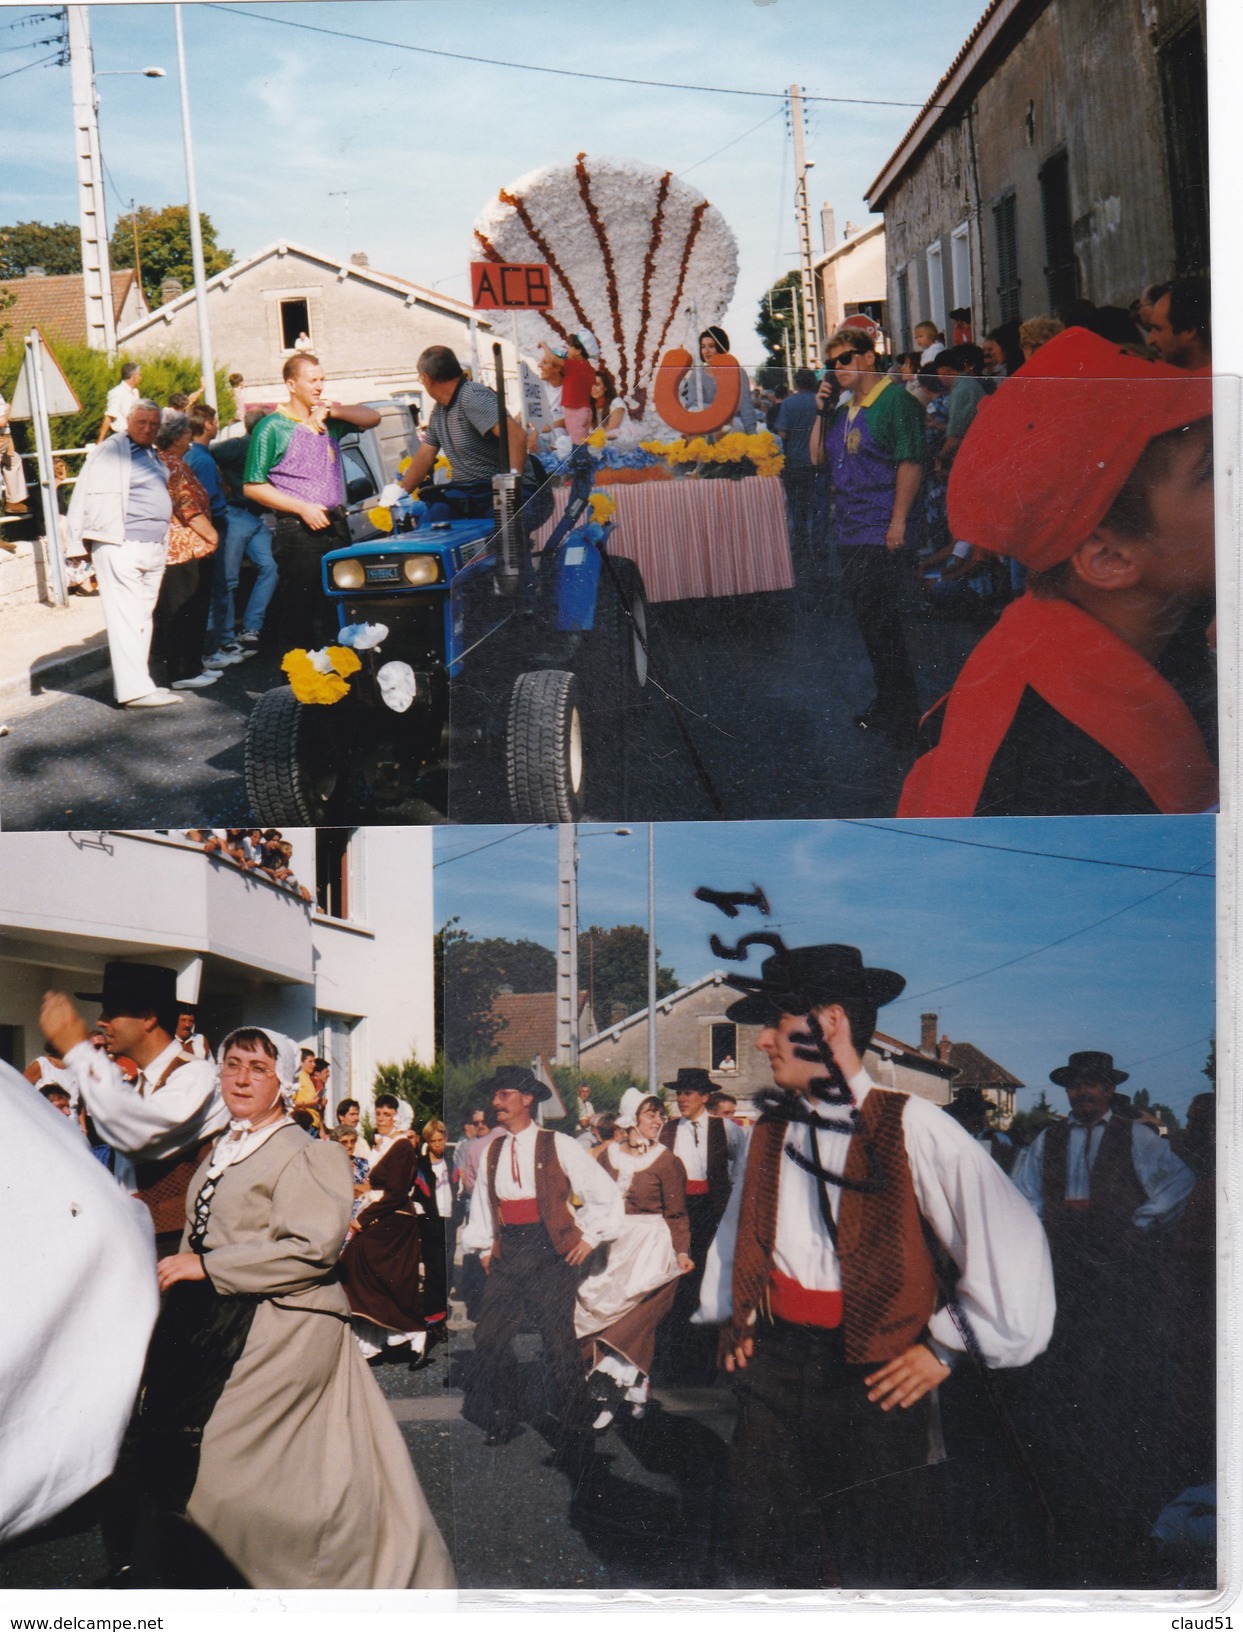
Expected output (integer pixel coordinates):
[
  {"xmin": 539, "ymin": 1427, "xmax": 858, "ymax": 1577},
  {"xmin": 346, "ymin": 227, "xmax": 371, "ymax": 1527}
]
[{"xmin": 0, "ymin": 564, "xmax": 984, "ymax": 829}]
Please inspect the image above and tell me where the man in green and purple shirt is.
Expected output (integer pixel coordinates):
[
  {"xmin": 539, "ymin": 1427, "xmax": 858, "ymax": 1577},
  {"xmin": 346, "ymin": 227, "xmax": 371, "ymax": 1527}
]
[{"xmin": 243, "ymin": 354, "xmax": 380, "ymax": 650}]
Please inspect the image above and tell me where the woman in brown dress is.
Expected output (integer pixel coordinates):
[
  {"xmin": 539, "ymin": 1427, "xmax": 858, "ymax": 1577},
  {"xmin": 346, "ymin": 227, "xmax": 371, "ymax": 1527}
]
[
  {"xmin": 575, "ymin": 1088, "xmax": 693, "ymax": 1428},
  {"xmin": 339, "ymin": 1121, "xmax": 429, "ymax": 1366}
]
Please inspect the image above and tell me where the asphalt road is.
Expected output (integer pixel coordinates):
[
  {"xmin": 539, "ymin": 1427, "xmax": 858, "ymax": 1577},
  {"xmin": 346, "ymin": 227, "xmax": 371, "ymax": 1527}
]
[
  {"xmin": 0, "ymin": 1301, "xmax": 736, "ymax": 1593},
  {"xmin": 0, "ymin": 556, "xmax": 990, "ymax": 830}
]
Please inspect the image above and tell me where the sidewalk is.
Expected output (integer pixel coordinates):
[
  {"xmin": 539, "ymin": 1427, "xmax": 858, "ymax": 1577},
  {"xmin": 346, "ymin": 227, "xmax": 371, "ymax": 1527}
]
[{"xmin": 0, "ymin": 595, "xmax": 110, "ymax": 716}]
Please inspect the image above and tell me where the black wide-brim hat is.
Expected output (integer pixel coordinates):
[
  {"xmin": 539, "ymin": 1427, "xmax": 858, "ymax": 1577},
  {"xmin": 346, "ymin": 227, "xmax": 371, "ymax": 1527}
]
[
  {"xmin": 723, "ymin": 943, "xmax": 905, "ymax": 1025},
  {"xmin": 76, "ymin": 960, "xmax": 179, "ymax": 1016},
  {"xmin": 1050, "ymin": 1050, "xmax": 1129, "ymax": 1087},
  {"xmin": 664, "ymin": 1067, "xmax": 716, "ymax": 1096},
  {"xmin": 474, "ymin": 1064, "xmax": 552, "ymax": 1104}
]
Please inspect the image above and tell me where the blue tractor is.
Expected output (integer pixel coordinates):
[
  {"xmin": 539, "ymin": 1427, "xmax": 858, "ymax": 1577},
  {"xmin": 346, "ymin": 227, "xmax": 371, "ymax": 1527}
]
[{"xmin": 243, "ymin": 427, "xmax": 649, "ymax": 825}]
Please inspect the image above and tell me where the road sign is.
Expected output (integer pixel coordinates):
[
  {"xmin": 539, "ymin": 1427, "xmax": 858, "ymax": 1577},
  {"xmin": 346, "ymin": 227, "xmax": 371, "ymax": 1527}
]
[
  {"xmin": 471, "ymin": 261, "xmax": 553, "ymax": 311},
  {"xmin": 531, "ymin": 1055, "xmax": 567, "ymax": 1123},
  {"xmin": 7, "ymin": 328, "xmax": 82, "ymax": 420}
]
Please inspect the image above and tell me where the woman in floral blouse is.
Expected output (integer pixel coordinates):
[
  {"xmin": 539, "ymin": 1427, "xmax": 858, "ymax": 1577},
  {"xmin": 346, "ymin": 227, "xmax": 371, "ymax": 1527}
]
[{"xmin": 153, "ymin": 412, "xmax": 219, "ymax": 690}]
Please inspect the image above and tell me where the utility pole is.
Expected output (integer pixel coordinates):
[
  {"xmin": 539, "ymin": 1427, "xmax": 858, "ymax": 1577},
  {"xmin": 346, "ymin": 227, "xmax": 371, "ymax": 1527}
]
[
  {"xmin": 554, "ymin": 824, "xmax": 580, "ymax": 1068},
  {"xmin": 788, "ymin": 84, "xmax": 819, "ymax": 370},
  {"xmin": 174, "ymin": 5, "xmax": 217, "ymax": 410},
  {"xmin": 67, "ymin": 7, "xmax": 116, "ymax": 357}
]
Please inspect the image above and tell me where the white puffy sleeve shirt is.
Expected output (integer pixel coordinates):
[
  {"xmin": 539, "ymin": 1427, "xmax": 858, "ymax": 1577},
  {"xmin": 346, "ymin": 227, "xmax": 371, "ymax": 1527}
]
[
  {"xmin": 697, "ymin": 1073, "xmax": 1055, "ymax": 1370},
  {"xmin": 64, "ymin": 1038, "xmax": 228, "ymax": 1161},
  {"xmin": 461, "ymin": 1123, "xmax": 624, "ymax": 1254}
]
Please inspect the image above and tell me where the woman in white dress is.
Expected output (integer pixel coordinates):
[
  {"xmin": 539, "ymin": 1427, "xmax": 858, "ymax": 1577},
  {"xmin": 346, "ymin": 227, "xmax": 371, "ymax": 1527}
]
[
  {"xmin": 575, "ymin": 1088, "xmax": 693, "ymax": 1428},
  {"xmin": 138, "ymin": 1027, "xmax": 454, "ymax": 1588}
]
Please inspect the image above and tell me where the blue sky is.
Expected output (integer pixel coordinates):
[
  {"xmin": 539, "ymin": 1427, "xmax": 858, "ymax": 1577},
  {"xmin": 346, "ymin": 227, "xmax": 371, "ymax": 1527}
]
[
  {"xmin": 435, "ymin": 817, "xmax": 1217, "ymax": 1118},
  {"xmin": 2, "ymin": 0, "xmax": 986, "ymax": 361}
]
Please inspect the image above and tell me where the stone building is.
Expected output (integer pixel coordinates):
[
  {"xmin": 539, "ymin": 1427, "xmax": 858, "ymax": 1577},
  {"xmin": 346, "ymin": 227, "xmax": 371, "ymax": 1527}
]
[
  {"xmin": 578, "ymin": 971, "xmax": 964, "ymax": 1110},
  {"xmin": 116, "ymin": 241, "xmax": 505, "ymax": 416},
  {"xmin": 866, "ymin": 0, "xmax": 1208, "ymax": 350}
]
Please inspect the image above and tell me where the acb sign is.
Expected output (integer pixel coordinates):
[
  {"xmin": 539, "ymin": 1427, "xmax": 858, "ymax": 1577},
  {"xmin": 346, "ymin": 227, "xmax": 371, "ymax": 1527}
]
[{"xmin": 470, "ymin": 262, "xmax": 553, "ymax": 311}]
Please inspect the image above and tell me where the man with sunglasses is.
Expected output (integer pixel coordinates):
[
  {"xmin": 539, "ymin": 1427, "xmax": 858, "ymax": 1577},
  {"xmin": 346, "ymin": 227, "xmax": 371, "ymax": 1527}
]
[{"xmin": 810, "ymin": 328, "xmax": 925, "ymax": 747}]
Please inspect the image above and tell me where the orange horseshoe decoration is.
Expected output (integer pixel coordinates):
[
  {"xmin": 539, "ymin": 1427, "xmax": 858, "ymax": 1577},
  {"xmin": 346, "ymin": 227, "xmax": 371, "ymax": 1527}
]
[{"xmin": 652, "ymin": 346, "xmax": 742, "ymax": 435}]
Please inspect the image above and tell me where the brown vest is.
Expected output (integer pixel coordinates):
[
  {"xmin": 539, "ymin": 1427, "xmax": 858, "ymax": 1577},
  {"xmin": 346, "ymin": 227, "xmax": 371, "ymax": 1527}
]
[
  {"xmin": 659, "ymin": 1112, "xmax": 731, "ymax": 1221},
  {"xmin": 1041, "ymin": 1115, "xmax": 1147, "ymax": 1258},
  {"xmin": 486, "ymin": 1127, "xmax": 583, "ymax": 1260},
  {"xmin": 132, "ymin": 1050, "xmax": 216, "ymax": 1236},
  {"xmin": 730, "ymin": 1089, "xmax": 938, "ymax": 1365}
]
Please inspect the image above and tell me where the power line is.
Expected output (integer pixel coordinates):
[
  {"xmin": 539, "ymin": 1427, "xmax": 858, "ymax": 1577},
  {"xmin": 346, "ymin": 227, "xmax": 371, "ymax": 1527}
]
[
  {"xmin": 432, "ymin": 825, "xmax": 548, "ymax": 869},
  {"xmin": 1125, "ymin": 1034, "xmax": 1212, "ymax": 1072},
  {"xmin": 0, "ymin": 47, "xmax": 63, "ymax": 82},
  {"xmin": 892, "ymin": 864, "xmax": 1209, "ymax": 1005},
  {"xmin": 677, "ymin": 107, "xmax": 784, "ymax": 179},
  {"xmin": 203, "ymin": 5, "xmax": 942, "ymax": 109},
  {"xmin": 841, "ymin": 820, "xmax": 1214, "ymax": 878}
]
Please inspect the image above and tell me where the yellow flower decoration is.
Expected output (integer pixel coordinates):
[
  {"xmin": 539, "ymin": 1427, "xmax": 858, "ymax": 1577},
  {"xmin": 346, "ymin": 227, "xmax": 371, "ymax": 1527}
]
[
  {"xmin": 281, "ymin": 645, "xmax": 363, "ymax": 706},
  {"xmin": 586, "ymin": 428, "xmax": 607, "ymax": 450},
  {"xmin": 397, "ymin": 454, "xmax": 412, "ymax": 475},
  {"xmin": 367, "ymin": 506, "xmax": 394, "ymax": 532},
  {"xmin": 639, "ymin": 430, "xmax": 783, "ymax": 475},
  {"xmin": 587, "ymin": 491, "xmax": 616, "ymax": 523},
  {"xmin": 434, "ymin": 453, "xmax": 453, "ymax": 478}
]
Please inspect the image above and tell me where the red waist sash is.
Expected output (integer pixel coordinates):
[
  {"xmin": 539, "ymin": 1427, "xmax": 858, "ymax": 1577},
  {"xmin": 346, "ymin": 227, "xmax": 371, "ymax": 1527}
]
[
  {"xmin": 769, "ymin": 1269, "xmax": 844, "ymax": 1328},
  {"xmin": 685, "ymin": 1180, "xmax": 710, "ymax": 1196},
  {"xmin": 499, "ymin": 1198, "xmax": 541, "ymax": 1226}
]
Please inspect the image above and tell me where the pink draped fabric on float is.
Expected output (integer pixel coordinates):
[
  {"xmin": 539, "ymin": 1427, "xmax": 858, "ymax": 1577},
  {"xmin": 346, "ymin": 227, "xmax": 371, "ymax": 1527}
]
[{"xmin": 535, "ymin": 475, "xmax": 795, "ymax": 602}]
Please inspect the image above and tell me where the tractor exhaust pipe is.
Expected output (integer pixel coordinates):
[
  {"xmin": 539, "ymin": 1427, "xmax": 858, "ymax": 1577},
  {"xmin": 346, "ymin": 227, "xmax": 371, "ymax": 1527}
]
[{"xmin": 491, "ymin": 342, "xmax": 522, "ymax": 595}]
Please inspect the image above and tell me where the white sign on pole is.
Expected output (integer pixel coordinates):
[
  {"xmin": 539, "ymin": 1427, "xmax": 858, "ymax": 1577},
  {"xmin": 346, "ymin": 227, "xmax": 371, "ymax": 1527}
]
[
  {"xmin": 531, "ymin": 1056, "xmax": 567, "ymax": 1125},
  {"xmin": 8, "ymin": 329, "xmax": 82, "ymax": 420},
  {"xmin": 518, "ymin": 361, "xmax": 545, "ymax": 429}
]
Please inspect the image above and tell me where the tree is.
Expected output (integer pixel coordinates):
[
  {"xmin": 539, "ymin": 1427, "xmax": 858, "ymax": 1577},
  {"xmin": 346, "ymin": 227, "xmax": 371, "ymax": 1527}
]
[
  {"xmin": 1131, "ymin": 1087, "xmax": 1181, "ymax": 1134},
  {"xmin": 1007, "ymin": 1090, "xmax": 1059, "ymax": 1148},
  {"xmin": 755, "ymin": 269, "xmax": 802, "ymax": 373},
  {"xmin": 110, "ymin": 204, "xmax": 233, "ymax": 308},
  {"xmin": 435, "ymin": 919, "xmax": 509, "ymax": 1062},
  {"xmin": 577, "ymin": 923, "xmax": 676, "ymax": 1027},
  {"xmin": 1203, "ymin": 1034, "xmax": 1216, "ymax": 1084},
  {"xmin": 0, "ymin": 221, "xmax": 82, "ymax": 280},
  {"xmin": 470, "ymin": 936, "xmax": 556, "ymax": 994}
]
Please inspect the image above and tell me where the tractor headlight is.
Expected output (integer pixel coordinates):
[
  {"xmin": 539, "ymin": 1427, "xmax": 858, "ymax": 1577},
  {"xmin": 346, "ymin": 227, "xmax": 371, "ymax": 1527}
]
[
  {"xmin": 331, "ymin": 558, "xmax": 366, "ymax": 590},
  {"xmin": 402, "ymin": 555, "xmax": 442, "ymax": 586}
]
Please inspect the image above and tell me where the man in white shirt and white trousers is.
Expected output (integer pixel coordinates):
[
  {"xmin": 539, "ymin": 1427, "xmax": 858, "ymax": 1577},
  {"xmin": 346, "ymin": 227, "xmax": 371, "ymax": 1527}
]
[
  {"xmin": 462, "ymin": 1066, "xmax": 623, "ymax": 1475},
  {"xmin": 696, "ymin": 942, "xmax": 1055, "ymax": 1589}
]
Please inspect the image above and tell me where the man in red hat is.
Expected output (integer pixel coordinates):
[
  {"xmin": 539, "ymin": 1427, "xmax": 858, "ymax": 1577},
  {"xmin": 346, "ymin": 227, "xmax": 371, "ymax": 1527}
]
[
  {"xmin": 698, "ymin": 943, "xmax": 1054, "ymax": 1587},
  {"xmin": 40, "ymin": 965, "xmax": 226, "ymax": 1257},
  {"xmin": 1009, "ymin": 1050, "xmax": 1195, "ymax": 1583},
  {"xmin": 899, "ymin": 328, "xmax": 1216, "ymax": 817}
]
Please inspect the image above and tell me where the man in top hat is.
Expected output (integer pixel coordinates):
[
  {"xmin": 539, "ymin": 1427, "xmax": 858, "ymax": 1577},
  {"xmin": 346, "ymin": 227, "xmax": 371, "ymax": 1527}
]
[
  {"xmin": 460, "ymin": 1065, "xmax": 623, "ymax": 1470},
  {"xmin": 654, "ymin": 1066, "xmax": 744, "ymax": 1381},
  {"xmin": 39, "ymin": 964, "xmax": 227, "ymax": 1256},
  {"xmin": 1009, "ymin": 1051, "xmax": 1195, "ymax": 1583},
  {"xmin": 899, "ymin": 327, "xmax": 1216, "ymax": 817},
  {"xmin": 697, "ymin": 943, "xmax": 1054, "ymax": 1588}
]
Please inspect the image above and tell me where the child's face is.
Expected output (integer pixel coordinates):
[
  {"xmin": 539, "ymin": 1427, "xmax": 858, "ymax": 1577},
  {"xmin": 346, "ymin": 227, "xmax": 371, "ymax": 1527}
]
[{"xmin": 1126, "ymin": 419, "xmax": 1215, "ymax": 601}]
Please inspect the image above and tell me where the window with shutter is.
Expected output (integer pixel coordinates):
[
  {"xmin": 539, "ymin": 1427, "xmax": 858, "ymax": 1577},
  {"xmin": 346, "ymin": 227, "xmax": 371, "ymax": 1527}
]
[
  {"xmin": 1159, "ymin": 23, "xmax": 1209, "ymax": 276},
  {"xmin": 993, "ymin": 194, "xmax": 1020, "ymax": 325}
]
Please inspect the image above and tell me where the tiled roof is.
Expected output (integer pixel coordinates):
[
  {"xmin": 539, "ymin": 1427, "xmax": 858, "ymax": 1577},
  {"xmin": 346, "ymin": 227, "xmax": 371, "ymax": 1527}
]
[
  {"xmin": 491, "ymin": 990, "xmax": 590, "ymax": 1063},
  {"xmin": 1, "ymin": 270, "xmax": 143, "ymax": 345},
  {"xmin": 945, "ymin": 1041, "xmax": 1023, "ymax": 1090}
]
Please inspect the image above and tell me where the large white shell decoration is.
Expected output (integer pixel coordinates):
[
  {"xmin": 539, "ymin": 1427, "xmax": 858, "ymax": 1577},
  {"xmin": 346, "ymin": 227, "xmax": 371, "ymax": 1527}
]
[{"xmin": 473, "ymin": 154, "xmax": 739, "ymax": 423}]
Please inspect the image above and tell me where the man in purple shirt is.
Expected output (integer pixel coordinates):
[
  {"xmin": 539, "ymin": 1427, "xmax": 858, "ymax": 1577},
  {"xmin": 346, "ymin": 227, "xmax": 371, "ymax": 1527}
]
[{"xmin": 244, "ymin": 354, "xmax": 380, "ymax": 650}]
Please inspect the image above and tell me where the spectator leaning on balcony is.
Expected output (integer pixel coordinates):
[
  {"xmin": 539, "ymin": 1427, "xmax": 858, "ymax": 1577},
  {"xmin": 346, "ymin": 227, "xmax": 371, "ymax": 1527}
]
[{"xmin": 64, "ymin": 400, "xmax": 183, "ymax": 709}]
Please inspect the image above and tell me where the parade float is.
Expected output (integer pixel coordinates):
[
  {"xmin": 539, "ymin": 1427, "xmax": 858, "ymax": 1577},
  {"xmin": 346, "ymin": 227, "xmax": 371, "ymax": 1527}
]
[{"xmin": 474, "ymin": 155, "xmax": 794, "ymax": 603}]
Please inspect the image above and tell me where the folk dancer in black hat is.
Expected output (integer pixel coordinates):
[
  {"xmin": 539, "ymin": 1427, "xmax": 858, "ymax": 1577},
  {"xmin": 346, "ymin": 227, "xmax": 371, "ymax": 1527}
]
[
  {"xmin": 653, "ymin": 1066, "xmax": 743, "ymax": 1383},
  {"xmin": 40, "ymin": 965, "xmax": 226, "ymax": 1257},
  {"xmin": 1009, "ymin": 1051, "xmax": 1195, "ymax": 1584},
  {"xmin": 944, "ymin": 1087, "xmax": 1016, "ymax": 1173},
  {"xmin": 697, "ymin": 943, "xmax": 1055, "ymax": 1588},
  {"xmin": 460, "ymin": 1066, "xmax": 623, "ymax": 1471}
]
